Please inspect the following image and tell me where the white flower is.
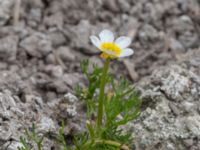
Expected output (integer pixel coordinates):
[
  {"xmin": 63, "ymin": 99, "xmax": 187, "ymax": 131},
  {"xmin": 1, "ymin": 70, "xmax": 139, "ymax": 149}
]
[{"xmin": 90, "ymin": 29, "xmax": 134, "ymax": 59}]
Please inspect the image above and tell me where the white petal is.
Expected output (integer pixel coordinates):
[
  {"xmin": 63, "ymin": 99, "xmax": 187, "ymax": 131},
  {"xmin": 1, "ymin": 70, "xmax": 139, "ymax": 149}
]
[
  {"xmin": 99, "ymin": 29, "xmax": 114, "ymax": 42},
  {"xmin": 119, "ymin": 48, "xmax": 134, "ymax": 57},
  {"xmin": 115, "ymin": 36, "xmax": 132, "ymax": 49},
  {"xmin": 90, "ymin": 36, "xmax": 101, "ymax": 48}
]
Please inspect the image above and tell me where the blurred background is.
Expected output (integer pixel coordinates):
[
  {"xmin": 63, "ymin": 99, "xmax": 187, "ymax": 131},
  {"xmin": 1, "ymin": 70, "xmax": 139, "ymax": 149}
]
[{"xmin": 0, "ymin": 0, "xmax": 200, "ymax": 149}]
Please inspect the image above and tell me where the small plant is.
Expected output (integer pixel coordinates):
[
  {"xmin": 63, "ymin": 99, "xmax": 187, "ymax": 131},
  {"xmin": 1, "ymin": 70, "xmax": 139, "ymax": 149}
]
[
  {"xmin": 18, "ymin": 29, "xmax": 141, "ymax": 150},
  {"xmin": 57, "ymin": 121, "xmax": 68, "ymax": 150},
  {"xmin": 18, "ymin": 123, "xmax": 45, "ymax": 150},
  {"xmin": 72, "ymin": 29, "xmax": 141, "ymax": 150}
]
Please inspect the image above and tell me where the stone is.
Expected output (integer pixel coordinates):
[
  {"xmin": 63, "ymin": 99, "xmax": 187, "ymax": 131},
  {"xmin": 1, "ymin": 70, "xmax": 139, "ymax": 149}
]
[
  {"xmin": 50, "ymin": 80, "xmax": 70, "ymax": 93},
  {"xmin": 56, "ymin": 46, "xmax": 76, "ymax": 62},
  {"xmin": 119, "ymin": 17, "xmax": 140, "ymax": 39},
  {"xmin": 44, "ymin": 65, "xmax": 63, "ymax": 78},
  {"xmin": 185, "ymin": 116, "xmax": 200, "ymax": 137},
  {"xmin": 20, "ymin": 32, "xmax": 52, "ymax": 58},
  {"xmin": 64, "ymin": 93, "xmax": 78, "ymax": 104},
  {"xmin": 127, "ymin": 56, "xmax": 200, "ymax": 149},
  {"xmin": 0, "ymin": 35, "xmax": 19, "ymax": 60},
  {"xmin": 48, "ymin": 29, "xmax": 66, "ymax": 47},
  {"xmin": 151, "ymin": 66, "xmax": 190, "ymax": 101},
  {"xmin": 88, "ymin": 56, "xmax": 103, "ymax": 73},
  {"xmin": 45, "ymin": 53, "xmax": 56, "ymax": 64},
  {"xmin": 7, "ymin": 141, "xmax": 24, "ymax": 150},
  {"xmin": 67, "ymin": 20, "xmax": 99, "ymax": 54},
  {"xmin": 37, "ymin": 116, "xmax": 56, "ymax": 133},
  {"xmin": 27, "ymin": 8, "xmax": 42, "ymax": 27},
  {"xmin": 0, "ymin": 93, "xmax": 17, "ymax": 120},
  {"xmin": 179, "ymin": 32, "xmax": 199, "ymax": 49},
  {"xmin": 103, "ymin": 0, "xmax": 119, "ymax": 13},
  {"xmin": 138, "ymin": 24, "xmax": 159, "ymax": 44},
  {"xmin": 169, "ymin": 38, "xmax": 185, "ymax": 53},
  {"xmin": 183, "ymin": 139, "xmax": 193, "ymax": 148},
  {"xmin": 117, "ymin": 0, "xmax": 131, "ymax": 13},
  {"xmin": 66, "ymin": 105, "xmax": 77, "ymax": 117},
  {"xmin": 182, "ymin": 101, "xmax": 195, "ymax": 113},
  {"xmin": 0, "ymin": 126, "xmax": 12, "ymax": 142},
  {"xmin": 44, "ymin": 12, "xmax": 64, "ymax": 28},
  {"xmin": 62, "ymin": 73, "xmax": 83, "ymax": 88},
  {"xmin": 0, "ymin": 0, "xmax": 14, "ymax": 26}
]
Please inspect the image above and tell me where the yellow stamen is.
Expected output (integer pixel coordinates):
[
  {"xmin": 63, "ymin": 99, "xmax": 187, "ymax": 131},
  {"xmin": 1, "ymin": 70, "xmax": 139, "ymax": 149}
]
[
  {"xmin": 100, "ymin": 53, "xmax": 109, "ymax": 59},
  {"xmin": 100, "ymin": 42, "xmax": 121, "ymax": 58}
]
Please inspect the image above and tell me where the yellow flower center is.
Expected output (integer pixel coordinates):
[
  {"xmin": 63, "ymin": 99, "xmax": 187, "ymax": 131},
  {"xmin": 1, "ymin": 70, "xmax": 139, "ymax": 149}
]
[{"xmin": 100, "ymin": 42, "xmax": 122, "ymax": 58}]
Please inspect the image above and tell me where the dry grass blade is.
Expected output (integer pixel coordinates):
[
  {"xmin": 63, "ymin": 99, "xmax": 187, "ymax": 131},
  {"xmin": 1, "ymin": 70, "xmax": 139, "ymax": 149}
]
[{"xmin": 14, "ymin": 0, "xmax": 21, "ymax": 25}]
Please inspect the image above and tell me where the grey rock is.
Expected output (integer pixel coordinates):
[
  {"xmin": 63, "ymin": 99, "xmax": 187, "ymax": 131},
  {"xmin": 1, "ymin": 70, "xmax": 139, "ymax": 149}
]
[
  {"xmin": 62, "ymin": 73, "xmax": 84, "ymax": 88},
  {"xmin": 66, "ymin": 105, "xmax": 77, "ymax": 117},
  {"xmin": 169, "ymin": 38, "xmax": 185, "ymax": 53},
  {"xmin": 44, "ymin": 12, "xmax": 64, "ymax": 28},
  {"xmin": 180, "ymin": 15, "xmax": 192, "ymax": 24},
  {"xmin": 7, "ymin": 141, "xmax": 24, "ymax": 150},
  {"xmin": 119, "ymin": 17, "xmax": 140, "ymax": 39},
  {"xmin": 37, "ymin": 116, "xmax": 56, "ymax": 133},
  {"xmin": 117, "ymin": 0, "xmax": 131, "ymax": 13},
  {"xmin": 0, "ymin": 71, "xmax": 26, "ymax": 93},
  {"xmin": 25, "ymin": 0, "xmax": 44, "ymax": 8},
  {"xmin": 27, "ymin": 8, "xmax": 42, "ymax": 27},
  {"xmin": 185, "ymin": 116, "xmax": 200, "ymax": 137},
  {"xmin": 0, "ymin": 0, "xmax": 14, "ymax": 26},
  {"xmin": 158, "ymin": 66, "xmax": 190, "ymax": 101},
  {"xmin": 0, "ymin": 126, "xmax": 12, "ymax": 142},
  {"xmin": 181, "ymin": 101, "xmax": 195, "ymax": 113},
  {"xmin": 0, "ymin": 92, "xmax": 17, "ymax": 120},
  {"xmin": 88, "ymin": 56, "xmax": 103, "ymax": 73},
  {"xmin": 50, "ymin": 79, "xmax": 70, "ymax": 93},
  {"xmin": 103, "ymin": 0, "xmax": 119, "ymax": 13},
  {"xmin": 44, "ymin": 65, "xmax": 63, "ymax": 78},
  {"xmin": 67, "ymin": 20, "xmax": 99, "ymax": 54},
  {"xmin": 51, "ymin": 65, "xmax": 64, "ymax": 78},
  {"xmin": 64, "ymin": 93, "xmax": 78, "ymax": 104},
  {"xmin": 177, "ymin": 0, "xmax": 189, "ymax": 12},
  {"xmin": 128, "ymin": 62, "xmax": 200, "ymax": 149},
  {"xmin": 183, "ymin": 139, "xmax": 193, "ymax": 148},
  {"xmin": 20, "ymin": 32, "xmax": 52, "ymax": 57},
  {"xmin": 0, "ymin": 35, "xmax": 19, "ymax": 60},
  {"xmin": 138, "ymin": 24, "xmax": 159, "ymax": 44},
  {"xmin": 179, "ymin": 31, "xmax": 199, "ymax": 49},
  {"xmin": 48, "ymin": 29, "xmax": 66, "ymax": 46},
  {"xmin": 45, "ymin": 53, "xmax": 56, "ymax": 64},
  {"xmin": 57, "ymin": 46, "xmax": 76, "ymax": 62}
]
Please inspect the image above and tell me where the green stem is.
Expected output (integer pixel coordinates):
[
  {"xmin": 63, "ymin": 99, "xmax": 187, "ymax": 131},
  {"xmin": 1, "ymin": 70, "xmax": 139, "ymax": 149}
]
[
  {"xmin": 82, "ymin": 139, "xmax": 131, "ymax": 150},
  {"xmin": 97, "ymin": 58, "xmax": 110, "ymax": 128},
  {"xmin": 95, "ymin": 140, "xmax": 131, "ymax": 150},
  {"xmin": 37, "ymin": 144, "xmax": 42, "ymax": 150}
]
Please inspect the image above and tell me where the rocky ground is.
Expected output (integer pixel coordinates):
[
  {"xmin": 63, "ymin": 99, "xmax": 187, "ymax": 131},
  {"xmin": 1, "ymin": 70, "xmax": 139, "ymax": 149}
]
[{"xmin": 0, "ymin": 0, "xmax": 200, "ymax": 149}]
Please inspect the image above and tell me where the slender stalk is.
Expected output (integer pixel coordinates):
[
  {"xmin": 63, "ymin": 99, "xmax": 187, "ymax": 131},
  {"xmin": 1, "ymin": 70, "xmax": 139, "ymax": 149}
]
[
  {"xmin": 14, "ymin": 0, "xmax": 21, "ymax": 25},
  {"xmin": 95, "ymin": 140, "xmax": 131, "ymax": 150},
  {"xmin": 37, "ymin": 144, "xmax": 42, "ymax": 150},
  {"xmin": 97, "ymin": 58, "xmax": 110, "ymax": 128},
  {"xmin": 82, "ymin": 139, "xmax": 131, "ymax": 150}
]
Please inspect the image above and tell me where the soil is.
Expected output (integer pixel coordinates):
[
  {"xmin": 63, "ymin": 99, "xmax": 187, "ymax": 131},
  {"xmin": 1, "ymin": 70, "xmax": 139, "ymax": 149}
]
[{"xmin": 0, "ymin": 0, "xmax": 200, "ymax": 149}]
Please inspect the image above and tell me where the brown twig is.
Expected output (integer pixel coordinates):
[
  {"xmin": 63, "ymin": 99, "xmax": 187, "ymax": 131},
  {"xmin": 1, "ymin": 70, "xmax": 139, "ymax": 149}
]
[
  {"xmin": 14, "ymin": 0, "xmax": 21, "ymax": 25},
  {"xmin": 52, "ymin": 50, "xmax": 67, "ymax": 70}
]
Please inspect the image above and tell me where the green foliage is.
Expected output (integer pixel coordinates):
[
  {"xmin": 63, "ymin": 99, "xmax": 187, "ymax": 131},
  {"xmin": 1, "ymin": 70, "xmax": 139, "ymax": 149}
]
[
  {"xmin": 19, "ymin": 59, "xmax": 141, "ymax": 150},
  {"xmin": 17, "ymin": 137, "xmax": 29, "ymax": 150},
  {"xmin": 73, "ymin": 59, "xmax": 141, "ymax": 150},
  {"xmin": 57, "ymin": 121, "xmax": 68, "ymax": 150},
  {"xmin": 77, "ymin": 59, "xmax": 103, "ymax": 116},
  {"xmin": 18, "ymin": 123, "xmax": 45, "ymax": 150}
]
